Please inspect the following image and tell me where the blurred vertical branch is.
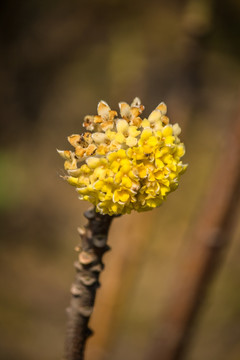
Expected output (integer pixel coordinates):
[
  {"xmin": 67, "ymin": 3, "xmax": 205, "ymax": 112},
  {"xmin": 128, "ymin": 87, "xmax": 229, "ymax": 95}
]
[
  {"xmin": 164, "ymin": 0, "xmax": 213, "ymax": 129},
  {"xmin": 147, "ymin": 101, "xmax": 240, "ymax": 360}
]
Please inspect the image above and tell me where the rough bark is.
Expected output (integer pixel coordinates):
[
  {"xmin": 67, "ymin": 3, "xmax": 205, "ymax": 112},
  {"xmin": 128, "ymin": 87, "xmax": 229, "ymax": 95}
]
[{"xmin": 64, "ymin": 207, "xmax": 114, "ymax": 360}]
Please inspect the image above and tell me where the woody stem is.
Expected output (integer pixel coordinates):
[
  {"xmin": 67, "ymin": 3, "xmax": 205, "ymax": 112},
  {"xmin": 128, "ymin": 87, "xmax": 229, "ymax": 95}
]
[{"xmin": 64, "ymin": 207, "xmax": 114, "ymax": 360}]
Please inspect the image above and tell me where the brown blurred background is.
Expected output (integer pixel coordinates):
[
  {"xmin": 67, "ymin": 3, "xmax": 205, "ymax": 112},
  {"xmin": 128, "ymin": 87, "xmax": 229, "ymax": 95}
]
[{"xmin": 1, "ymin": 0, "xmax": 240, "ymax": 359}]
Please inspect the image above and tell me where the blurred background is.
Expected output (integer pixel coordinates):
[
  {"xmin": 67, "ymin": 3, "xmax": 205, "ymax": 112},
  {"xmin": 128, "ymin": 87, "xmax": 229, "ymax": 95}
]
[{"xmin": 1, "ymin": 0, "xmax": 240, "ymax": 359}]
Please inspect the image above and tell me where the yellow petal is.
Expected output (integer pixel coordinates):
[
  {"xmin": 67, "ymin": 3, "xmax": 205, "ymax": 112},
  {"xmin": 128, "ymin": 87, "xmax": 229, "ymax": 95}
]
[
  {"xmin": 128, "ymin": 126, "xmax": 140, "ymax": 137},
  {"xmin": 119, "ymin": 191, "xmax": 130, "ymax": 202},
  {"xmin": 80, "ymin": 164, "xmax": 91, "ymax": 174},
  {"xmin": 77, "ymin": 186, "xmax": 92, "ymax": 195},
  {"xmin": 162, "ymin": 125, "xmax": 173, "ymax": 137},
  {"xmin": 155, "ymin": 159, "xmax": 164, "ymax": 168},
  {"xmin": 155, "ymin": 147, "xmax": 169, "ymax": 158},
  {"xmin": 147, "ymin": 136, "xmax": 158, "ymax": 147},
  {"xmin": 107, "ymin": 151, "xmax": 118, "ymax": 162},
  {"xmin": 165, "ymin": 136, "xmax": 175, "ymax": 145},
  {"xmin": 122, "ymin": 176, "xmax": 132, "ymax": 188},
  {"xmin": 141, "ymin": 128, "xmax": 153, "ymax": 141},
  {"xmin": 162, "ymin": 154, "xmax": 173, "ymax": 164},
  {"xmin": 137, "ymin": 164, "xmax": 147, "ymax": 178},
  {"xmin": 176, "ymin": 144, "xmax": 185, "ymax": 157},
  {"xmin": 135, "ymin": 148, "xmax": 145, "ymax": 160},
  {"xmin": 93, "ymin": 167, "xmax": 107, "ymax": 180},
  {"xmin": 141, "ymin": 119, "xmax": 150, "ymax": 128},
  {"xmin": 67, "ymin": 176, "xmax": 79, "ymax": 186},
  {"xmin": 121, "ymin": 163, "xmax": 131, "ymax": 174},
  {"xmin": 117, "ymin": 149, "xmax": 127, "ymax": 158},
  {"xmin": 143, "ymin": 145, "xmax": 154, "ymax": 154},
  {"xmin": 114, "ymin": 189, "xmax": 130, "ymax": 203},
  {"xmin": 115, "ymin": 171, "xmax": 122, "ymax": 184},
  {"xmin": 160, "ymin": 186, "xmax": 169, "ymax": 196},
  {"xmin": 110, "ymin": 203, "xmax": 119, "ymax": 214},
  {"xmin": 154, "ymin": 170, "xmax": 164, "ymax": 180},
  {"xmin": 111, "ymin": 160, "xmax": 120, "ymax": 173},
  {"xmin": 126, "ymin": 136, "xmax": 138, "ymax": 147},
  {"xmin": 162, "ymin": 179, "xmax": 170, "ymax": 187},
  {"xmin": 102, "ymin": 183, "xmax": 112, "ymax": 194},
  {"xmin": 148, "ymin": 172, "xmax": 156, "ymax": 181},
  {"xmin": 115, "ymin": 132, "xmax": 126, "ymax": 144},
  {"xmin": 94, "ymin": 180, "xmax": 104, "ymax": 190}
]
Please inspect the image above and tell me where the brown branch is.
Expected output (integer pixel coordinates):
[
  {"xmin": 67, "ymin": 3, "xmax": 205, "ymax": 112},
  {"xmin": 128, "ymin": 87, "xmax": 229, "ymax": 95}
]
[
  {"xmin": 64, "ymin": 207, "xmax": 114, "ymax": 360},
  {"xmin": 87, "ymin": 211, "xmax": 155, "ymax": 360},
  {"xmin": 147, "ymin": 106, "xmax": 240, "ymax": 360}
]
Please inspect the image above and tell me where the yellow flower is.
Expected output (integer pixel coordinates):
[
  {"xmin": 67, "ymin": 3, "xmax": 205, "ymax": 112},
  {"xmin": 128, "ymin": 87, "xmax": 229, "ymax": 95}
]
[{"xmin": 58, "ymin": 98, "xmax": 187, "ymax": 215}]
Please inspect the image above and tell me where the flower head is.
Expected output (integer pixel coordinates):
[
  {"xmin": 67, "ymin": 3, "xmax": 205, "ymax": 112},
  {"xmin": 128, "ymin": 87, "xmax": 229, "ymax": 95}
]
[{"xmin": 58, "ymin": 98, "xmax": 187, "ymax": 215}]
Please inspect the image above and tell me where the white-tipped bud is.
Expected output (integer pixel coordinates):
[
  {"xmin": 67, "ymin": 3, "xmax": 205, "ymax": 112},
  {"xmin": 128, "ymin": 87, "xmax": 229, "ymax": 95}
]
[
  {"xmin": 131, "ymin": 97, "xmax": 141, "ymax": 107},
  {"xmin": 148, "ymin": 110, "xmax": 162, "ymax": 123},
  {"xmin": 119, "ymin": 102, "xmax": 131, "ymax": 119},
  {"xmin": 156, "ymin": 102, "xmax": 167, "ymax": 115},
  {"xmin": 57, "ymin": 149, "xmax": 71, "ymax": 160},
  {"xmin": 97, "ymin": 100, "xmax": 110, "ymax": 118},
  {"xmin": 116, "ymin": 119, "xmax": 129, "ymax": 134},
  {"xmin": 92, "ymin": 132, "xmax": 106, "ymax": 144},
  {"xmin": 68, "ymin": 168, "xmax": 82, "ymax": 177},
  {"xmin": 172, "ymin": 123, "xmax": 181, "ymax": 136},
  {"xmin": 86, "ymin": 157, "xmax": 101, "ymax": 169}
]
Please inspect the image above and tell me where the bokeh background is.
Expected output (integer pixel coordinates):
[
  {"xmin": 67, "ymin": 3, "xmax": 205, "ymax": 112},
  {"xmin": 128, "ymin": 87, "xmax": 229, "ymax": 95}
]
[{"xmin": 1, "ymin": 0, "xmax": 240, "ymax": 359}]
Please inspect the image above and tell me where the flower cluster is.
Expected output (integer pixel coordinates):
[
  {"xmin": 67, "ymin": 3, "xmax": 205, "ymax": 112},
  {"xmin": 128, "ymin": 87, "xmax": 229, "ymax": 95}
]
[{"xmin": 58, "ymin": 98, "xmax": 187, "ymax": 215}]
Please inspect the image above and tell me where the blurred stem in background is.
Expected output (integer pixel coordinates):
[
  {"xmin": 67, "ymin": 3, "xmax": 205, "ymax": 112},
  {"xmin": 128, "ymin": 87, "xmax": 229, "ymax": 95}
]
[
  {"xmin": 147, "ymin": 100, "xmax": 240, "ymax": 360},
  {"xmin": 64, "ymin": 208, "xmax": 114, "ymax": 360},
  {"xmin": 165, "ymin": 0, "xmax": 213, "ymax": 129}
]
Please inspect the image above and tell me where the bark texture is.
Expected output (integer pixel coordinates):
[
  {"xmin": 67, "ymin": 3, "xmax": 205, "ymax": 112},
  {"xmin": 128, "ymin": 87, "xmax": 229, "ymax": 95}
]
[{"xmin": 64, "ymin": 207, "xmax": 114, "ymax": 360}]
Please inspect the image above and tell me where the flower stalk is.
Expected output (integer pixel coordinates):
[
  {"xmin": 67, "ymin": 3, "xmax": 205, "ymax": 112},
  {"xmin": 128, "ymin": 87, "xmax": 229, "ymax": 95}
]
[{"xmin": 64, "ymin": 207, "xmax": 114, "ymax": 360}]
